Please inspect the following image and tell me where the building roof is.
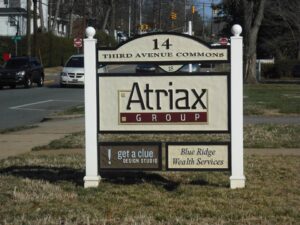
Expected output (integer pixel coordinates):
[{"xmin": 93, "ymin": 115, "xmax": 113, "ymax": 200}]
[{"xmin": 0, "ymin": 8, "xmax": 27, "ymax": 16}]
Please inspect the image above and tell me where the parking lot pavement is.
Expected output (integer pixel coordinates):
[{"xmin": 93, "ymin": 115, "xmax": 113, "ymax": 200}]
[
  {"xmin": 244, "ymin": 115, "xmax": 300, "ymax": 124},
  {"xmin": 0, "ymin": 117, "xmax": 84, "ymax": 160}
]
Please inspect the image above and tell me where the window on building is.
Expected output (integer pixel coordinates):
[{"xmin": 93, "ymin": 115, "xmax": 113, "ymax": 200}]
[
  {"xmin": 9, "ymin": 0, "xmax": 21, "ymax": 8},
  {"xmin": 9, "ymin": 16, "xmax": 17, "ymax": 26}
]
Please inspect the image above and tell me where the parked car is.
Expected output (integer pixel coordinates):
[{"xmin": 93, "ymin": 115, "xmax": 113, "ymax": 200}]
[
  {"xmin": 135, "ymin": 63, "xmax": 200, "ymax": 73},
  {"xmin": 292, "ymin": 64, "xmax": 300, "ymax": 77},
  {"xmin": 117, "ymin": 31, "xmax": 128, "ymax": 43},
  {"xmin": 136, "ymin": 64, "xmax": 157, "ymax": 73},
  {"xmin": 60, "ymin": 54, "xmax": 107, "ymax": 87},
  {"xmin": 179, "ymin": 64, "xmax": 200, "ymax": 72},
  {"xmin": 0, "ymin": 56, "xmax": 44, "ymax": 89}
]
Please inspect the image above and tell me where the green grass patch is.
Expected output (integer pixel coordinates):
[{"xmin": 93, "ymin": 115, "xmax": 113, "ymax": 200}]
[
  {"xmin": 0, "ymin": 153, "xmax": 299, "ymax": 224},
  {"xmin": 244, "ymin": 124, "xmax": 300, "ymax": 148},
  {"xmin": 244, "ymin": 84, "xmax": 300, "ymax": 115},
  {"xmin": 0, "ymin": 125, "xmax": 38, "ymax": 134},
  {"xmin": 32, "ymin": 131, "xmax": 84, "ymax": 151},
  {"xmin": 52, "ymin": 105, "xmax": 84, "ymax": 117}
]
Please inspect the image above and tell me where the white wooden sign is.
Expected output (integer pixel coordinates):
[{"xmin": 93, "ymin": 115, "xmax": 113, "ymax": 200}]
[{"xmin": 83, "ymin": 26, "xmax": 245, "ymax": 189}]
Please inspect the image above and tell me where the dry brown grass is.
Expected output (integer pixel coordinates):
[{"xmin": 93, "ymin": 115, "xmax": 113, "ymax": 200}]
[{"xmin": 0, "ymin": 153, "xmax": 299, "ymax": 225}]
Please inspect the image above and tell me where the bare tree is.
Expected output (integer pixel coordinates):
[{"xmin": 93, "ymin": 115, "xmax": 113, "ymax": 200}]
[
  {"xmin": 68, "ymin": 0, "xmax": 75, "ymax": 37},
  {"xmin": 39, "ymin": 0, "xmax": 45, "ymax": 32},
  {"xmin": 275, "ymin": 0, "xmax": 300, "ymax": 60},
  {"xmin": 222, "ymin": 0, "xmax": 267, "ymax": 83},
  {"xmin": 242, "ymin": 0, "xmax": 267, "ymax": 83},
  {"xmin": 51, "ymin": 0, "xmax": 62, "ymax": 34},
  {"xmin": 26, "ymin": 0, "xmax": 31, "ymax": 56}
]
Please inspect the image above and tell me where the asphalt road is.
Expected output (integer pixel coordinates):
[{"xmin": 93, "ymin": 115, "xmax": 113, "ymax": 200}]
[
  {"xmin": 0, "ymin": 84, "xmax": 84, "ymax": 131},
  {"xmin": 0, "ymin": 65, "xmax": 134, "ymax": 131}
]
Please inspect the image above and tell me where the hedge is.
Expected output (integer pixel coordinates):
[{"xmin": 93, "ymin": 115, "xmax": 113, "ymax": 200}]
[
  {"xmin": 261, "ymin": 60, "xmax": 300, "ymax": 78},
  {"xmin": 0, "ymin": 31, "xmax": 116, "ymax": 67}
]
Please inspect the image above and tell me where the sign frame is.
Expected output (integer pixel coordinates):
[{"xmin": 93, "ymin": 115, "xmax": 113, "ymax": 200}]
[
  {"xmin": 166, "ymin": 142, "xmax": 231, "ymax": 171},
  {"xmin": 83, "ymin": 25, "xmax": 246, "ymax": 189},
  {"xmin": 98, "ymin": 142, "xmax": 162, "ymax": 171}
]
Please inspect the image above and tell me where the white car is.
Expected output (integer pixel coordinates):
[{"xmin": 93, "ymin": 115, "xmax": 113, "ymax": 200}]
[{"xmin": 60, "ymin": 55, "xmax": 107, "ymax": 87}]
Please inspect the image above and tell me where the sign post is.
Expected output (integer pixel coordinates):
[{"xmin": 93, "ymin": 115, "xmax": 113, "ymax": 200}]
[
  {"xmin": 230, "ymin": 25, "xmax": 245, "ymax": 188},
  {"xmin": 11, "ymin": 35, "xmax": 22, "ymax": 56},
  {"xmin": 74, "ymin": 37, "xmax": 83, "ymax": 54},
  {"xmin": 83, "ymin": 28, "xmax": 101, "ymax": 188}
]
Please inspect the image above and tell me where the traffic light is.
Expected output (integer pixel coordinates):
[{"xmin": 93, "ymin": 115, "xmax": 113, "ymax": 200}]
[
  {"xmin": 192, "ymin": 5, "xmax": 196, "ymax": 14},
  {"xmin": 171, "ymin": 11, "xmax": 177, "ymax": 20}
]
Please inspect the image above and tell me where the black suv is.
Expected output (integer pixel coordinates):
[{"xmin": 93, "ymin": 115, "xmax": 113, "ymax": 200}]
[{"xmin": 0, "ymin": 56, "xmax": 44, "ymax": 89}]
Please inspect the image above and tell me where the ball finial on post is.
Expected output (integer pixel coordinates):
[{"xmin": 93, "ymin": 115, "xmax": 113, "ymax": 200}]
[
  {"xmin": 86, "ymin": 27, "xmax": 96, "ymax": 39},
  {"xmin": 231, "ymin": 24, "xmax": 242, "ymax": 37}
]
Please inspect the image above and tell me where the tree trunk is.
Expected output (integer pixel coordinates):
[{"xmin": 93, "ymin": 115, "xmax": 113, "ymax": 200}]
[
  {"xmin": 52, "ymin": 0, "xmax": 62, "ymax": 35},
  {"xmin": 68, "ymin": 0, "xmax": 75, "ymax": 37},
  {"xmin": 33, "ymin": 0, "xmax": 38, "ymax": 56},
  {"xmin": 298, "ymin": 40, "xmax": 300, "ymax": 60},
  {"xmin": 26, "ymin": 0, "xmax": 31, "ymax": 56},
  {"xmin": 39, "ymin": 0, "xmax": 45, "ymax": 32},
  {"xmin": 102, "ymin": 7, "xmax": 111, "ymax": 31},
  {"xmin": 109, "ymin": 0, "xmax": 116, "ymax": 36},
  {"xmin": 243, "ymin": 0, "xmax": 266, "ymax": 84},
  {"xmin": 48, "ymin": 0, "xmax": 52, "ymax": 31}
]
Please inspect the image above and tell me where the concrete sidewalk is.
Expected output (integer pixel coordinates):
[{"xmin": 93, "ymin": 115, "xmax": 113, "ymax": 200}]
[{"xmin": 0, "ymin": 117, "xmax": 84, "ymax": 160}]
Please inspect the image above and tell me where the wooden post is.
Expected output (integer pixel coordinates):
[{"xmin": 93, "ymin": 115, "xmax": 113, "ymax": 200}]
[
  {"xmin": 83, "ymin": 27, "xmax": 101, "ymax": 188},
  {"xmin": 230, "ymin": 24, "xmax": 246, "ymax": 189}
]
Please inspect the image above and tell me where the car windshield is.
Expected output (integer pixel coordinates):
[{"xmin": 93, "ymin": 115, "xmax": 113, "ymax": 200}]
[
  {"xmin": 65, "ymin": 57, "xmax": 84, "ymax": 68},
  {"xmin": 4, "ymin": 58, "xmax": 28, "ymax": 69}
]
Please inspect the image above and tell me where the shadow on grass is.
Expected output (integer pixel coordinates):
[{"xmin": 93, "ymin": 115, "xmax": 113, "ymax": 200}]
[
  {"xmin": 101, "ymin": 171, "xmax": 181, "ymax": 191},
  {"xmin": 0, "ymin": 166, "xmax": 84, "ymax": 186},
  {"xmin": 0, "ymin": 167, "xmax": 227, "ymax": 190}
]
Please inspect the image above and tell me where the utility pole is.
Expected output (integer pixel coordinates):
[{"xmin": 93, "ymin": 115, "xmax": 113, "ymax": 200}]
[
  {"xmin": 139, "ymin": 0, "xmax": 142, "ymax": 28},
  {"xmin": 184, "ymin": 0, "xmax": 187, "ymax": 32},
  {"xmin": 171, "ymin": 0, "xmax": 174, "ymax": 30},
  {"xmin": 158, "ymin": 0, "xmax": 161, "ymax": 30},
  {"xmin": 26, "ymin": 0, "xmax": 31, "ymax": 56},
  {"xmin": 211, "ymin": 0, "xmax": 214, "ymax": 40},
  {"xmin": 202, "ymin": 2, "xmax": 205, "ymax": 39},
  {"xmin": 128, "ymin": 0, "xmax": 131, "ymax": 37}
]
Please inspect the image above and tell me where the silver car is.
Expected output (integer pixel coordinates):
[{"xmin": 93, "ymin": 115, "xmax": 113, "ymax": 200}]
[{"xmin": 60, "ymin": 55, "xmax": 107, "ymax": 87}]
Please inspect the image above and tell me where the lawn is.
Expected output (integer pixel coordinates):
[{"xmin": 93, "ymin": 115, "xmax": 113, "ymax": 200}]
[
  {"xmin": 244, "ymin": 84, "xmax": 300, "ymax": 115},
  {"xmin": 1, "ymin": 84, "xmax": 299, "ymax": 224},
  {"xmin": 0, "ymin": 152, "xmax": 299, "ymax": 225}
]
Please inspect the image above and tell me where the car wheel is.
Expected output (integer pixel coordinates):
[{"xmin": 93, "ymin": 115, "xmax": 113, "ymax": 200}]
[
  {"xmin": 37, "ymin": 76, "xmax": 44, "ymax": 87},
  {"xmin": 60, "ymin": 82, "xmax": 67, "ymax": 88},
  {"xmin": 24, "ymin": 77, "xmax": 32, "ymax": 88},
  {"xmin": 9, "ymin": 85, "xmax": 16, "ymax": 89},
  {"xmin": 0, "ymin": 86, "xmax": 3, "ymax": 90}
]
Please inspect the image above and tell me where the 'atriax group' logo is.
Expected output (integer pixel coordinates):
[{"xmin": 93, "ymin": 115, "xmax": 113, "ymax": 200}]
[{"xmin": 118, "ymin": 81, "xmax": 208, "ymax": 124}]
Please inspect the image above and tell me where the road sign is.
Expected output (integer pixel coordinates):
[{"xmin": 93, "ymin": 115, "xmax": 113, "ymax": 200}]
[
  {"xmin": 11, "ymin": 35, "xmax": 22, "ymax": 42},
  {"xmin": 74, "ymin": 38, "xmax": 82, "ymax": 48},
  {"xmin": 219, "ymin": 37, "xmax": 229, "ymax": 46}
]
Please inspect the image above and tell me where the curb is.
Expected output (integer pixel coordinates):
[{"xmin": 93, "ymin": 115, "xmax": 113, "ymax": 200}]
[{"xmin": 41, "ymin": 114, "xmax": 84, "ymax": 122}]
